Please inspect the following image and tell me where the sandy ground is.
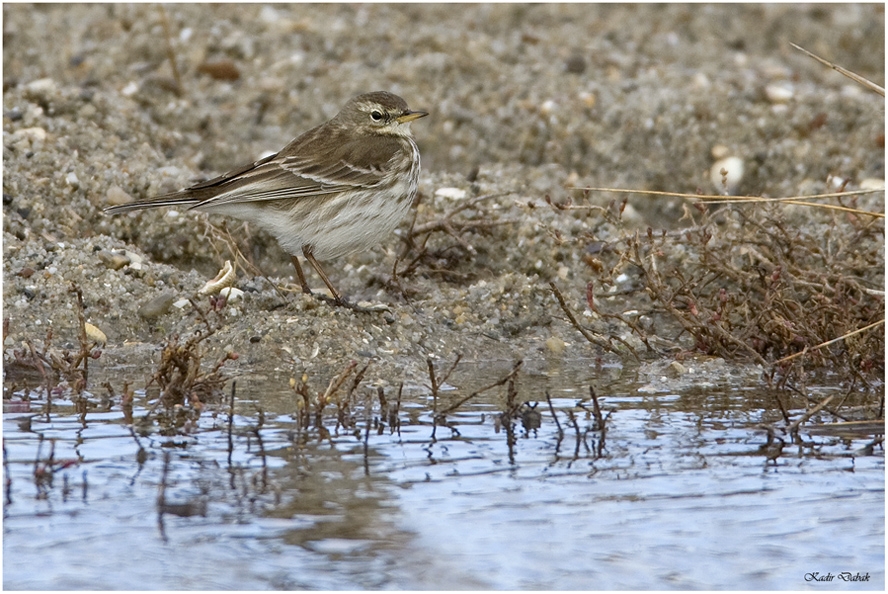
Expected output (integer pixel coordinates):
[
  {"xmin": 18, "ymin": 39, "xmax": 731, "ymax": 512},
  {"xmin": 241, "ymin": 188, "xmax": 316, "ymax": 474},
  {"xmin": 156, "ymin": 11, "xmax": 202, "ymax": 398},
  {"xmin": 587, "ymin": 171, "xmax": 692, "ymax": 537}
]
[{"xmin": 3, "ymin": 4, "xmax": 884, "ymax": 389}]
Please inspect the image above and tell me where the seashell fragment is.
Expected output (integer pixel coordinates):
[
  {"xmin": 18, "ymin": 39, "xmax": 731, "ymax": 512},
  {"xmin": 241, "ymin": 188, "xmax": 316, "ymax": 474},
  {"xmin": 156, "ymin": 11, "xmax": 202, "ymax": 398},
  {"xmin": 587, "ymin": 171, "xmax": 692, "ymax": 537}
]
[
  {"xmin": 84, "ymin": 322, "xmax": 107, "ymax": 345},
  {"xmin": 198, "ymin": 260, "xmax": 236, "ymax": 295}
]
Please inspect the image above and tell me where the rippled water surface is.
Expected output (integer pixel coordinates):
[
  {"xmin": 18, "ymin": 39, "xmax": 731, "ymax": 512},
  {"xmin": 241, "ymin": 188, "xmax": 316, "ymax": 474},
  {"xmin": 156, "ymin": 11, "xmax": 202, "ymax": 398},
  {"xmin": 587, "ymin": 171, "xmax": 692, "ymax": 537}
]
[{"xmin": 3, "ymin": 360, "xmax": 884, "ymax": 589}]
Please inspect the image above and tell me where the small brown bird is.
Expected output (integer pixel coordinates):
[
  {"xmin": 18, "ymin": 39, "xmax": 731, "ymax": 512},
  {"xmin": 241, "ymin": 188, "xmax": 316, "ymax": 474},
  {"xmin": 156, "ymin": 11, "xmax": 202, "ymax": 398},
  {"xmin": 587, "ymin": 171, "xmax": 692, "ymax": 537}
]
[{"xmin": 106, "ymin": 91, "xmax": 428, "ymax": 306}]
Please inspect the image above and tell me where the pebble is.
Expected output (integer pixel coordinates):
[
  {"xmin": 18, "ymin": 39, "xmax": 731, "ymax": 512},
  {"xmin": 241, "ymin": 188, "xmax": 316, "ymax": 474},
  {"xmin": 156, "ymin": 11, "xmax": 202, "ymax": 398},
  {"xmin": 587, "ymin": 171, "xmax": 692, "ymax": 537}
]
[
  {"xmin": 97, "ymin": 250, "xmax": 130, "ymax": 270},
  {"xmin": 106, "ymin": 185, "xmax": 134, "ymax": 206},
  {"xmin": 710, "ymin": 156, "xmax": 744, "ymax": 195},
  {"xmin": 827, "ymin": 174, "xmax": 848, "ymax": 191},
  {"xmin": 197, "ymin": 60, "xmax": 241, "ymax": 81},
  {"xmin": 259, "ymin": 5, "xmax": 280, "ymax": 23},
  {"xmin": 710, "ymin": 144, "xmax": 730, "ymax": 160},
  {"xmin": 355, "ymin": 301, "xmax": 391, "ymax": 312},
  {"xmin": 24, "ymin": 77, "xmax": 57, "ymax": 96},
  {"xmin": 10, "ymin": 127, "xmax": 47, "ymax": 152},
  {"xmin": 219, "ymin": 287, "xmax": 244, "ymax": 302},
  {"xmin": 545, "ymin": 336, "xmax": 566, "ymax": 354},
  {"xmin": 121, "ymin": 81, "xmax": 139, "ymax": 97},
  {"xmin": 765, "ymin": 82, "xmax": 794, "ymax": 104},
  {"xmin": 620, "ymin": 202, "xmax": 644, "ymax": 225},
  {"xmin": 138, "ymin": 291, "xmax": 177, "ymax": 319},
  {"xmin": 860, "ymin": 178, "xmax": 885, "ymax": 191},
  {"xmin": 65, "ymin": 172, "xmax": 80, "ymax": 188},
  {"xmin": 565, "ymin": 53, "xmax": 586, "ymax": 74},
  {"xmin": 435, "ymin": 187, "xmax": 467, "ymax": 200},
  {"xmin": 666, "ymin": 361, "xmax": 687, "ymax": 378},
  {"xmin": 692, "ymin": 72, "xmax": 711, "ymax": 90}
]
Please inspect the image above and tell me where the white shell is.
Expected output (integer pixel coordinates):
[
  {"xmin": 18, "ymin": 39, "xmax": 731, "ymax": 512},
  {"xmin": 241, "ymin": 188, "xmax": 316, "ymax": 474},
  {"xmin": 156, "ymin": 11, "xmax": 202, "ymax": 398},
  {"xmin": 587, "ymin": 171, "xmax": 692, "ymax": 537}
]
[
  {"xmin": 198, "ymin": 260, "xmax": 236, "ymax": 295},
  {"xmin": 84, "ymin": 322, "xmax": 107, "ymax": 345},
  {"xmin": 434, "ymin": 187, "xmax": 467, "ymax": 200},
  {"xmin": 219, "ymin": 287, "xmax": 244, "ymax": 302},
  {"xmin": 710, "ymin": 156, "xmax": 745, "ymax": 195}
]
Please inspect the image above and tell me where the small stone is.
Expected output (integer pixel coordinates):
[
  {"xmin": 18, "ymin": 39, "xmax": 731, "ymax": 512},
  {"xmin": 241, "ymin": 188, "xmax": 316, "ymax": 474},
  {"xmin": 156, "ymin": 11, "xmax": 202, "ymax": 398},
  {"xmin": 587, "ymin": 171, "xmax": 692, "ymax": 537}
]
[
  {"xmin": 710, "ymin": 144, "xmax": 730, "ymax": 160},
  {"xmin": 123, "ymin": 250, "xmax": 144, "ymax": 271},
  {"xmin": 860, "ymin": 178, "xmax": 885, "ymax": 191},
  {"xmin": 666, "ymin": 361, "xmax": 687, "ymax": 378},
  {"xmin": 545, "ymin": 336, "xmax": 566, "ymax": 355},
  {"xmin": 65, "ymin": 172, "xmax": 80, "ymax": 188},
  {"xmin": 197, "ymin": 60, "xmax": 241, "ymax": 81},
  {"xmin": 435, "ymin": 187, "xmax": 467, "ymax": 200},
  {"xmin": 355, "ymin": 301, "xmax": 391, "ymax": 312},
  {"xmin": 219, "ymin": 287, "xmax": 244, "ymax": 302},
  {"xmin": 106, "ymin": 185, "xmax": 133, "ymax": 206},
  {"xmin": 138, "ymin": 291, "xmax": 177, "ymax": 319},
  {"xmin": 24, "ymin": 77, "xmax": 57, "ymax": 95},
  {"xmin": 259, "ymin": 5, "xmax": 280, "ymax": 23},
  {"xmin": 620, "ymin": 202, "xmax": 644, "ymax": 225},
  {"xmin": 121, "ymin": 81, "xmax": 139, "ymax": 97},
  {"xmin": 827, "ymin": 174, "xmax": 848, "ymax": 191},
  {"xmin": 692, "ymin": 72, "xmax": 711, "ymax": 90},
  {"xmin": 10, "ymin": 127, "xmax": 47, "ymax": 152},
  {"xmin": 97, "ymin": 250, "xmax": 130, "ymax": 271},
  {"xmin": 565, "ymin": 53, "xmax": 586, "ymax": 74},
  {"xmin": 765, "ymin": 82, "xmax": 794, "ymax": 104},
  {"xmin": 123, "ymin": 250, "xmax": 143, "ymax": 263}
]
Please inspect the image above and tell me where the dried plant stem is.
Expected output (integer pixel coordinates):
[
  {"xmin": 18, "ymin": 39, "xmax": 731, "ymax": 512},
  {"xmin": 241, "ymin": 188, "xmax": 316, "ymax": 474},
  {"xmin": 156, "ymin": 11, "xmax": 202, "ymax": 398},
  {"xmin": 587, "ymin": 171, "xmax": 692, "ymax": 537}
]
[
  {"xmin": 575, "ymin": 187, "xmax": 884, "ymax": 218},
  {"xmin": 549, "ymin": 282, "xmax": 640, "ymax": 360},
  {"xmin": 789, "ymin": 42, "xmax": 885, "ymax": 96},
  {"xmin": 775, "ymin": 319, "xmax": 885, "ymax": 365},
  {"xmin": 437, "ymin": 360, "xmax": 522, "ymax": 415},
  {"xmin": 788, "ymin": 394, "xmax": 836, "ymax": 435}
]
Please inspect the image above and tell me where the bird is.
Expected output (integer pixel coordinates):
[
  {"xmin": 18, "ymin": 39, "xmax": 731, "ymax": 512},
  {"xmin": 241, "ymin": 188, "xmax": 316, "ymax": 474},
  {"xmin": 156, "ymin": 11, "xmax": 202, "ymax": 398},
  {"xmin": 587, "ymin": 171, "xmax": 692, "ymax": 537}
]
[{"xmin": 106, "ymin": 91, "xmax": 428, "ymax": 307}]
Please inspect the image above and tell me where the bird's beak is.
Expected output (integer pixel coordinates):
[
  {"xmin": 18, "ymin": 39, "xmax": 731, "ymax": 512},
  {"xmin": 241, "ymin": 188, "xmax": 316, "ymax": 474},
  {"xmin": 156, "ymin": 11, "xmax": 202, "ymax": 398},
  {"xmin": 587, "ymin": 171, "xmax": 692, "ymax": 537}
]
[{"xmin": 397, "ymin": 110, "xmax": 428, "ymax": 123}]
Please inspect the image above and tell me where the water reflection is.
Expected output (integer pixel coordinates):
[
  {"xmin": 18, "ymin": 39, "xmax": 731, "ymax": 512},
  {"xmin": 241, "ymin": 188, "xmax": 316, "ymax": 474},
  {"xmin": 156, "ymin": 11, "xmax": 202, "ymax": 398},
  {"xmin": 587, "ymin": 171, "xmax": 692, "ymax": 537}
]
[{"xmin": 3, "ymin": 359, "xmax": 884, "ymax": 589}]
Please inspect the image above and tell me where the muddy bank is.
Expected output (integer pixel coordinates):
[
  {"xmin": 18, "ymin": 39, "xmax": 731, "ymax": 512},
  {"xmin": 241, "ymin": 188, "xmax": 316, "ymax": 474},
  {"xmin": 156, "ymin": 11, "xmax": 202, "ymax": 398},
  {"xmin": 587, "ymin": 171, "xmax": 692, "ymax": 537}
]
[{"xmin": 3, "ymin": 4, "xmax": 884, "ymax": 390}]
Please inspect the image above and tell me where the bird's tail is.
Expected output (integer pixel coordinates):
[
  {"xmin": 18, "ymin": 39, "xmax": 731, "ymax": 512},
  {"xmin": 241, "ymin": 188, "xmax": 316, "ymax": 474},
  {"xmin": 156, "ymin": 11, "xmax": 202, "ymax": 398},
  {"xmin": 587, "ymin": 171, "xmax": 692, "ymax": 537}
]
[{"xmin": 104, "ymin": 192, "xmax": 201, "ymax": 215}]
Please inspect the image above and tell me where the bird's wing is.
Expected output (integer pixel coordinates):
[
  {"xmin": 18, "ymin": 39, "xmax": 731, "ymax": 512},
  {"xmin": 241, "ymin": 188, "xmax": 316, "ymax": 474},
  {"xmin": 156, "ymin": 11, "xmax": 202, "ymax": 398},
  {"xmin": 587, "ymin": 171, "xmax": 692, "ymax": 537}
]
[
  {"xmin": 190, "ymin": 136, "xmax": 401, "ymax": 209},
  {"xmin": 105, "ymin": 132, "xmax": 404, "ymax": 214}
]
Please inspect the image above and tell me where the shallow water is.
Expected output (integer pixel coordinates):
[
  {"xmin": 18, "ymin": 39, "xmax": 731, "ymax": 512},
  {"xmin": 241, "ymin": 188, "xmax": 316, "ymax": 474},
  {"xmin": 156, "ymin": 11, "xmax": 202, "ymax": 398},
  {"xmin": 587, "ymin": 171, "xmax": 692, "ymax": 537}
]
[{"xmin": 3, "ymin": 359, "xmax": 884, "ymax": 590}]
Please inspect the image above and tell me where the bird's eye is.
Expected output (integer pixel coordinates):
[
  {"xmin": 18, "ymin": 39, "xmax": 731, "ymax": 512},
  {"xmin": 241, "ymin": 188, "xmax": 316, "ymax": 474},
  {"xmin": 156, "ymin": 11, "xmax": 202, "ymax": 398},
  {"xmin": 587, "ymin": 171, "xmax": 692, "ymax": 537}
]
[{"xmin": 370, "ymin": 110, "xmax": 383, "ymax": 121}]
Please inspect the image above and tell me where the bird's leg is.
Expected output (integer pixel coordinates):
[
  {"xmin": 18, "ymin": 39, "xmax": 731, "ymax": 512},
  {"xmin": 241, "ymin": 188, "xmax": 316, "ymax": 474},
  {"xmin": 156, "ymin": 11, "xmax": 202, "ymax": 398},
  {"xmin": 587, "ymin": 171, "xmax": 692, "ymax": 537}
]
[
  {"xmin": 289, "ymin": 255, "xmax": 313, "ymax": 295},
  {"xmin": 302, "ymin": 246, "xmax": 346, "ymax": 306}
]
